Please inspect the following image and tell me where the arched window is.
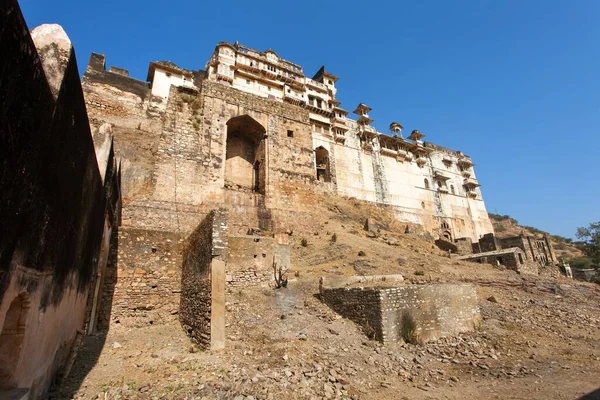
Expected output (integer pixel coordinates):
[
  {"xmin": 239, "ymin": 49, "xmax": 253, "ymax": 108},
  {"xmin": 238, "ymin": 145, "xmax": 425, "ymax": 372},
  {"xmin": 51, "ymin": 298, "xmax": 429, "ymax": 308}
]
[
  {"xmin": 0, "ymin": 293, "xmax": 31, "ymax": 389},
  {"xmin": 315, "ymin": 146, "xmax": 331, "ymax": 182},
  {"xmin": 450, "ymin": 185, "xmax": 455, "ymax": 194},
  {"xmin": 424, "ymin": 179, "xmax": 430, "ymax": 189}
]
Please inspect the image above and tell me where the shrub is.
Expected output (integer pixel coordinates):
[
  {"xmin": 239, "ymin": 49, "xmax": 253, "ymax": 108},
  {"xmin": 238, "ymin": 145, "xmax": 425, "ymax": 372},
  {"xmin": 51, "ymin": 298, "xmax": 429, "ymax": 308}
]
[
  {"xmin": 414, "ymin": 270, "xmax": 425, "ymax": 276},
  {"xmin": 300, "ymin": 238, "xmax": 308, "ymax": 247},
  {"xmin": 569, "ymin": 256, "xmax": 593, "ymax": 269},
  {"xmin": 400, "ymin": 312, "xmax": 420, "ymax": 344},
  {"xmin": 358, "ymin": 250, "xmax": 366, "ymax": 256},
  {"xmin": 331, "ymin": 233, "xmax": 337, "ymax": 243}
]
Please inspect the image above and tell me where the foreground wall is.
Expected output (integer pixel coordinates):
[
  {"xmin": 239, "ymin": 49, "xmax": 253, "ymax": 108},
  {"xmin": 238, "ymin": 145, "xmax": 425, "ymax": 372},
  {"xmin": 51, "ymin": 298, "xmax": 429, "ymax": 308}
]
[
  {"xmin": 0, "ymin": 2, "xmax": 116, "ymax": 397},
  {"xmin": 180, "ymin": 210, "xmax": 228, "ymax": 349},
  {"xmin": 321, "ymin": 283, "xmax": 480, "ymax": 344}
]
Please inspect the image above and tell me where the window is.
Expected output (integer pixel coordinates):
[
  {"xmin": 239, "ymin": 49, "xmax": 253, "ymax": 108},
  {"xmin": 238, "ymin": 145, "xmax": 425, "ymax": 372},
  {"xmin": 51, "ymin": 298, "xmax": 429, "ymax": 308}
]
[
  {"xmin": 450, "ymin": 185, "xmax": 455, "ymax": 194},
  {"xmin": 424, "ymin": 179, "xmax": 430, "ymax": 189},
  {"xmin": 287, "ymin": 130, "xmax": 294, "ymax": 138},
  {"xmin": 317, "ymin": 99, "xmax": 322, "ymax": 108},
  {"xmin": 246, "ymin": 79, "xmax": 251, "ymax": 84},
  {"xmin": 166, "ymin": 72, "xmax": 172, "ymax": 77}
]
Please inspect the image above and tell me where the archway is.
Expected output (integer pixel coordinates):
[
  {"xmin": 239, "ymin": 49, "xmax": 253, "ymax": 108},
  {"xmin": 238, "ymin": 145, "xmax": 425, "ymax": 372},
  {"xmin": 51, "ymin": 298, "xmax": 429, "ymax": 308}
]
[
  {"xmin": 442, "ymin": 230, "xmax": 452, "ymax": 242},
  {"xmin": 0, "ymin": 293, "xmax": 31, "ymax": 389},
  {"xmin": 315, "ymin": 146, "xmax": 331, "ymax": 182},
  {"xmin": 225, "ymin": 115, "xmax": 266, "ymax": 193}
]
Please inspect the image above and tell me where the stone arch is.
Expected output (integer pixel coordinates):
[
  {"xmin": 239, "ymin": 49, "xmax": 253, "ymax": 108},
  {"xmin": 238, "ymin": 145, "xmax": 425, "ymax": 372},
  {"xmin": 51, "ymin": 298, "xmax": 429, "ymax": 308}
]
[
  {"xmin": 442, "ymin": 230, "xmax": 452, "ymax": 242},
  {"xmin": 225, "ymin": 115, "xmax": 266, "ymax": 193},
  {"xmin": 0, "ymin": 292, "xmax": 31, "ymax": 389},
  {"xmin": 315, "ymin": 146, "xmax": 331, "ymax": 182}
]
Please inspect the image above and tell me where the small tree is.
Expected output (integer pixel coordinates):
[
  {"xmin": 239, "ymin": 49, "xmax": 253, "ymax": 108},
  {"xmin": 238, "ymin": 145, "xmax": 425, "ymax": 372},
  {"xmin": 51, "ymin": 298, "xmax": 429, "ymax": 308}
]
[
  {"xmin": 576, "ymin": 221, "xmax": 600, "ymax": 266},
  {"xmin": 273, "ymin": 261, "xmax": 288, "ymax": 289}
]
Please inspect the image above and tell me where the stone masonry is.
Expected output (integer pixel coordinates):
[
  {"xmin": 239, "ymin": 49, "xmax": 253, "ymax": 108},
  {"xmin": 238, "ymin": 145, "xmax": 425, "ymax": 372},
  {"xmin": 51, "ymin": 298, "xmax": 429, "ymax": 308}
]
[{"xmin": 321, "ymin": 283, "xmax": 480, "ymax": 344}]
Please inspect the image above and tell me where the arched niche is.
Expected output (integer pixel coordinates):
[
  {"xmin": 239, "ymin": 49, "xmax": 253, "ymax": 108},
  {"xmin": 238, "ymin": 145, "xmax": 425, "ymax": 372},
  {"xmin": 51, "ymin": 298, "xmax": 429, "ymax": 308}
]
[
  {"xmin": 0, "ymin": 292, "xmax": 31, "ymax": 389},
  {"xmin": 225, "ymin": 115, "xmax": 266, "ymax": 193},
  {"xmin": 315, "ymin": 146, "xmax": 331, "ymax": 182}
]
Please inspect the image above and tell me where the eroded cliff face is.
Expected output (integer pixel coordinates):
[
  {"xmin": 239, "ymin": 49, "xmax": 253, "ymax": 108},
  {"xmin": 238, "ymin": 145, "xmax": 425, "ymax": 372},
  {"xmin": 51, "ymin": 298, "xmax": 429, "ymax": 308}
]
[{"xmin": 0, "ymin": 2, "xmax": 119, "ymax": 396}]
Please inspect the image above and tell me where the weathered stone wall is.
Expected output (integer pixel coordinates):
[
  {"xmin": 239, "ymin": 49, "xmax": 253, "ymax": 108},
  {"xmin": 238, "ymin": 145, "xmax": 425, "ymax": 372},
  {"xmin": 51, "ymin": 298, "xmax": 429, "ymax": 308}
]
[
  {"xmin": 479, "ymin": 233, "xmax": 501, "ymax": 252},
  {"xmin": 227, "ymin": 236, "xmax": 274, "ymax": 286},
  {"xmin": 98, "ymin": 228, "xmax": 182, "ymax": 328},
  {"xmin": 379, "ymin": 284, "xmax": 480, "ymax": 343},
  {"xmin": 0, "ymin": 5, "xmax": 117, "ymax": 397},
  {"xmin": 321, "ymin": 283, "xmax": 481, "ymax": 344},
  {"xmin": 179, "ymin": 212, "xmax": 214, "ymax": 347},
  {"xmin": 179, "ymin": 210, "xmax": 228, "ymax": 348},
  {"xmin": 320, "ymin": 287, "xmax": 383, "ymax": 340},
  {"xmin": 454, "ymin": 237, "xmax": 473, "ymax": 255}
]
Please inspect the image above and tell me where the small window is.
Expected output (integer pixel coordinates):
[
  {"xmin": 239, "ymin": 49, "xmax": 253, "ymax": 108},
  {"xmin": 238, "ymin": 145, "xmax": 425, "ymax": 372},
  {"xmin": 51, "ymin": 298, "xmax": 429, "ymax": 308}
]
[
  {"xmin": 166, "ymin": 72, "xmax": 172, "ymax": 77},
  {"xmin": 246, "ymin": 79, "xmax": 251, "ymax": 84},
  {"xmin": 450, "ymin": 185, "xmax": 455, "ymax": 194},
  {"xmin": 424, "ymin": 179, "xmax": 430, "ymax": 189},
  {"xmin": 287, "ymin": 130, "xmax": 294, "ymax": 138}
]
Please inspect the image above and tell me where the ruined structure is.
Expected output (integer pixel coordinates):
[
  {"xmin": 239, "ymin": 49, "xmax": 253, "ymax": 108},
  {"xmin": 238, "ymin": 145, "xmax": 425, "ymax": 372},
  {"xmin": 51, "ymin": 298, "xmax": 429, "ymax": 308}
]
[
  {"xmin": 320, "ymin": 277, "xmax": 481, "ymax": 344},
  {"xmin": 454, "ymin": 232, "xmax": 558, "ymax": 274},
  {"xmin": 0, "ymin": 2, "xmax": 120, "ymax": 397}
]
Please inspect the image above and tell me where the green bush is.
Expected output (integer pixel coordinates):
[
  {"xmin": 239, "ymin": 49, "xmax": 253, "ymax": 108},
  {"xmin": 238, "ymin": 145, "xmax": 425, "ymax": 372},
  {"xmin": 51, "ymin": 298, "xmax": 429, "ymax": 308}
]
[{"xmin": 569, "ymin": 256, "xmax": 593, "ymax": 269}]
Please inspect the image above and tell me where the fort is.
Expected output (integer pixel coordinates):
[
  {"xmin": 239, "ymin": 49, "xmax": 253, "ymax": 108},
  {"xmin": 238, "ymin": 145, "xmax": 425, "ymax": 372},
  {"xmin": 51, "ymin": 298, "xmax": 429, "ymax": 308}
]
[{"xmin": 1, "ymin": 2, "xmax": 587, "ymax": 399}]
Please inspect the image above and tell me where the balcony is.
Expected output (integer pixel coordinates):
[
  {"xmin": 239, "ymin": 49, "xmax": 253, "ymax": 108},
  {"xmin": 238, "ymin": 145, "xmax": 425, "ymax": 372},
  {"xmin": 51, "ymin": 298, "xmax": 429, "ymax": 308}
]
[
  {"xmin": 463, "ymin": 178, "xmax": 480, "ymax": 188},
  {"xmin": 457, "ymin": 157, "xmax": 474, "ymax": 168},
  {"xmin": 306, "ymin": 78, "xmax": 328, "ymax": 91},
  {"xmin": 466, "ymin": 191, "xmax": 477, "ymax": 198},
  {"xmin": 415, "ymin": 156, "xmax": 427, "ymax": 167},
  {"xmin": 334, "ymin": 130, "xmax": 346, "ymax": 143},
  {"xmin": 461, "ymin": 169, "xmax": 471, "ymax": 178},
  {"xmin": 380, "ymin": 147, "xmax": 398, "ymax": 157},
  {"xmin": 332, "ymin": 118, "xmax": 349, "ymax": 131},
  {"xmin": 433, "ymin": 170, "xmax": 451, "ymax": 181}
]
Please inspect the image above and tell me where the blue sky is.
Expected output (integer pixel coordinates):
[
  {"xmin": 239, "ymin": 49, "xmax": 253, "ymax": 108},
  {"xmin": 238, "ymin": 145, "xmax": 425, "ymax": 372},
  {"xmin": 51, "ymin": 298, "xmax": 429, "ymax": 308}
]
[{"xmin": 21, "ymin": 0, "xmax": 599, "ymax": 238}]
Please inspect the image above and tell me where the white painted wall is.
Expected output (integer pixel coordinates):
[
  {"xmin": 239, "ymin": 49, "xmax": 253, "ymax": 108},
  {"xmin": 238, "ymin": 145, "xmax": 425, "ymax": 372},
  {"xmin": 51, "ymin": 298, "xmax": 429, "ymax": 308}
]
[{"xmin": 151, "ymin": 68, "xmax": 194, "ymax": 99}]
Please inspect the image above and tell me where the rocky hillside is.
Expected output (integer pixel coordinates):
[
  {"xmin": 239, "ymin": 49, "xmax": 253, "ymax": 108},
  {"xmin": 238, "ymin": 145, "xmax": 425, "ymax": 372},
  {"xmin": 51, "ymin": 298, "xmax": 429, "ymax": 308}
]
[{"xmin": 488, "ymin": 213, "xmax": 583, "ymax": 262}]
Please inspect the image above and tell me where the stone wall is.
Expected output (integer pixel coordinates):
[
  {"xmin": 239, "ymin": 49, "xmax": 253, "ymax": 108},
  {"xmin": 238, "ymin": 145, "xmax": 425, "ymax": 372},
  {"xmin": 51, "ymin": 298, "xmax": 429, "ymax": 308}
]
[
  {"xmin": 0, "ymin": 5, "xmax": 118, "ymax": 397},
  {"xmin": 321, "ymin": 283, "xmax": 481, "ymax": 344},
  {"xmin": 98, "ymin": 228, "xmax": 182, "ymax": 328},
  {"xmin": 320, "ymin": 287, "xmax": 383, "ymax": 340},
  {"xmin": 379, "ymin": 284, "xmax": 480, "ymax": 343},
  {"xmin": 226, "ymin": 236, "xmax": 275, "ymax": 286},
  {"xmin": 179, "ymin": 210, "xmax": 228, "ymax": 349}
]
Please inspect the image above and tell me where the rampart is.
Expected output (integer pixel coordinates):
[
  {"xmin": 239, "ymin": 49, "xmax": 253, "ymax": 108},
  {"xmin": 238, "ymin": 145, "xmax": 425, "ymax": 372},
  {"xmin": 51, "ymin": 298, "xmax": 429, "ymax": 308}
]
[{"xmin": 0, "ymin": 3, "xmax": 119, "ymax": 397}]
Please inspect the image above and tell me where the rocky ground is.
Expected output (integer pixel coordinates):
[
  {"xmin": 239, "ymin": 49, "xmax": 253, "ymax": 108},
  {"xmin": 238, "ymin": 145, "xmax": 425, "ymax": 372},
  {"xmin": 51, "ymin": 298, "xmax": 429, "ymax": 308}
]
[{"xmin": 51, "ymin": 198, "xmax": 600, "ymax": 399}]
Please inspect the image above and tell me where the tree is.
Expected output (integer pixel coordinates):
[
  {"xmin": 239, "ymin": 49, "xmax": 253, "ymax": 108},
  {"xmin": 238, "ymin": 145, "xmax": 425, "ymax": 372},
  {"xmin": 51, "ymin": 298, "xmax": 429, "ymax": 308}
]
[{"xmin": 575, "ymin": 221, "xmax": 600, "ymax": 266}]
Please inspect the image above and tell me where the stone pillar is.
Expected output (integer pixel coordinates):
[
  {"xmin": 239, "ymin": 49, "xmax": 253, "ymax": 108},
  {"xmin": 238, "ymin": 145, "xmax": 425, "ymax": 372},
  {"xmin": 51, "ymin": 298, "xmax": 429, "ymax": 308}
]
[{"xmin": 210, "ymin": 259, "xmax": 226, "ymax": 350}]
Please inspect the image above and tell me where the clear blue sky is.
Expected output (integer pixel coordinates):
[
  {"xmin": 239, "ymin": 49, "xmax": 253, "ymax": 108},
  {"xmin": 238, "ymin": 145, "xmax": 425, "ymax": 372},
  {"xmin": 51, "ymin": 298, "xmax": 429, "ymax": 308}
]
[{"xmin": 21, "ymin": 0, "xmax": 599, "ymax": 238}]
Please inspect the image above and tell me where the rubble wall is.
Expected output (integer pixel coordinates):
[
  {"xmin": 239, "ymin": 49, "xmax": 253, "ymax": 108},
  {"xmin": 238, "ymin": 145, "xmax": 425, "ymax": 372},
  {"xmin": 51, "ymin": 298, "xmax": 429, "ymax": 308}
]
[
  {"xmin": 179, "ymin": 210, "xmax": 228, "ymax": 348},
  {"xmin": 0, "ymin": 3, "xmax": 112, "ymax": 397},
  {"xmin": 379, "ymin": 284, "xmax": 480, "ymax": 343},
  {"xmin": 179, "ymin": 212, "xmax": 215, "ymax": 347},
  {"xmin": 320, "ymin": 287, "xmax": 384, "ymax": 341},
  {"xmin": 227, "ymin": 236, "xmax": 275, "ymax": 286},
  {"xmin": 321, "ymin": 284, "xmax": 480, "ymax": 344}
]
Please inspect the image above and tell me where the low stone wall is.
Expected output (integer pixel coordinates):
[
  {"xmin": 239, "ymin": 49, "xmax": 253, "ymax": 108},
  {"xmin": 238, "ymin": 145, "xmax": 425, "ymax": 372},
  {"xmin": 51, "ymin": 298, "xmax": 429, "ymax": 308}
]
[
  {"xmin": 379, "ymin": 284, "xmax": 480, "ymax": 343},
  {"xmin": 320, "ymin": 287, "xmax": 383, "ymax": 340},
  {"xmin": 226, "ymin": 234, "xmax": 290, "ymax": 287},
  {"xmin": 321, "ymin": 282, "xmax": 480, "ymax": 344}
]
